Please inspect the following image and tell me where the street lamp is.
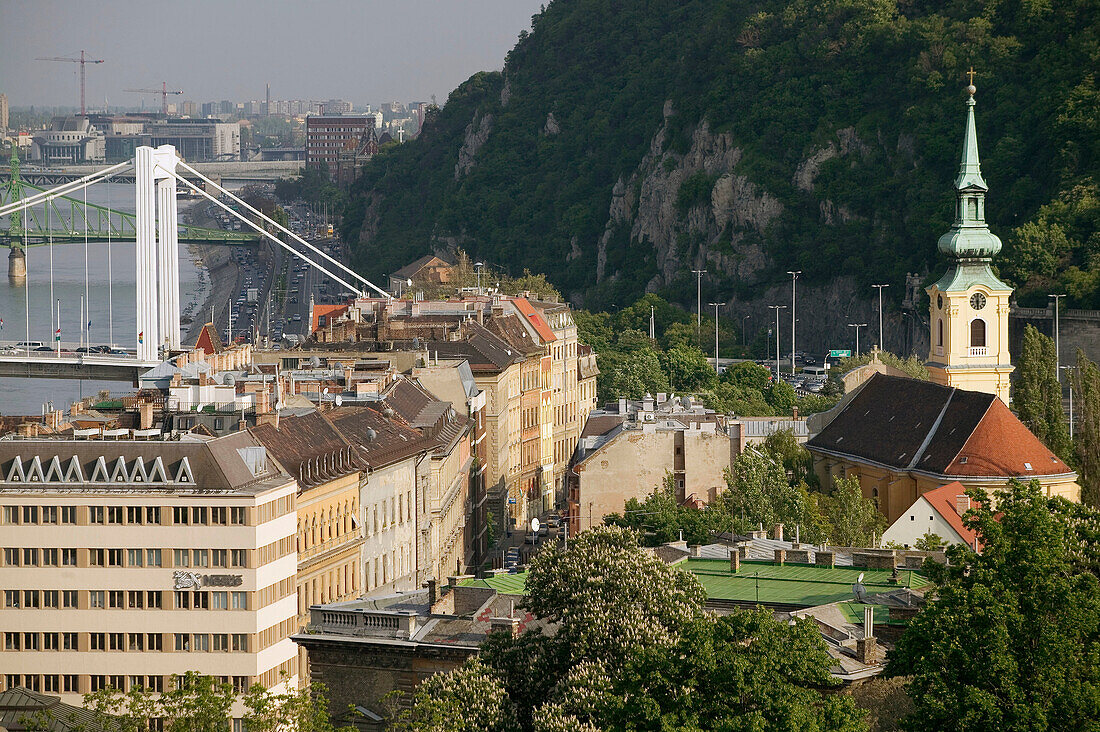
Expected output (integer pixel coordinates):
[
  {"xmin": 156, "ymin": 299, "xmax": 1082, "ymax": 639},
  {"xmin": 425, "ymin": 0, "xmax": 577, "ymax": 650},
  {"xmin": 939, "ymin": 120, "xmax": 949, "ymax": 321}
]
[
  {"xmin": 475, "ymin": 262, "xmax": 484, "ymax": 296},
  {"xmin": 788, "ymin": 271, "xmax": 800, "ymax": 375},
  {"xmin": 769, "ymin": 305, "xmax": 787, "ymax": 378},
  {"xmin": 872, "ymin": 284, "xmax": 889, "ymax": 350},
  {"xmin": 709, "ymin": 302, "xmax": 722, "ymax": 372},
  {"xmin": 848, "ymin": 323, "xmax": 868, "ymax": 356},
  {"xmin": 1050, "ymin": 294, "xmax": 1065, "ymax": 381},
  {"xmin": 692, "ymin": 269, "xmax": 707, "ymax": 337},
  {"xmin": 741, "ymin": 314, "xmax": 751, "ymax": 348},
  {"xmin": 1061, "ymin": 365, "xmax": 1075, "ymax": 440}
]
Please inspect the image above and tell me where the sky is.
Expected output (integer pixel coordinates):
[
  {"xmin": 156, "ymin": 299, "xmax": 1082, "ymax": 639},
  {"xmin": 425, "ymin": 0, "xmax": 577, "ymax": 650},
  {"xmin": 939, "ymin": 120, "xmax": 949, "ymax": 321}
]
[{"xmin": 0, "ymin": 0, "xmax": 544, "ymax": 109}]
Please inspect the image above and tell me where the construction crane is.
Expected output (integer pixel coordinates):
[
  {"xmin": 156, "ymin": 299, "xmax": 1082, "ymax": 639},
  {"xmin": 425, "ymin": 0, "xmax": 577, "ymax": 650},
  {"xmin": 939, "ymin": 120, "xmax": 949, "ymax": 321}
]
[
  {"xmin": 36, "ymin": 50, "xmax": 104, "ymax": 116},
  {"xmin": 124, "ymin": 82, "xmax": 183, "ymax": 115}
]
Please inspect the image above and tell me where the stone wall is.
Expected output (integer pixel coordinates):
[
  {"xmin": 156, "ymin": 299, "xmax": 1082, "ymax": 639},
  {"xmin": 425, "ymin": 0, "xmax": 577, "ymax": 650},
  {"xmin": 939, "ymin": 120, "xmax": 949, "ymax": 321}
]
[{"xmin": 1010, "ymin": 306, "xmax": 1100, "ymax": 366}]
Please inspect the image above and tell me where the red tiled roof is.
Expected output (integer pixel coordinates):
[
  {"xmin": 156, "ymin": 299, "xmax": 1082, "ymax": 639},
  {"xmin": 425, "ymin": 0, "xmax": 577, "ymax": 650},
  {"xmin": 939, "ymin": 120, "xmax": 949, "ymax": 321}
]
[
  {"xmin": 946, "ymin": 397, "xmax": 1070, "ymax": 477},
  {"xmin": 311, "ymin": 303, "xmax": 351, "ymax": 334},
  {"xmin": 509, "ymin": 297, "xmax": 557, "ymax": 344},
  {"xmin": 921, "ymin": 481, "xmax": 980, "ymax": 548},
  {"xmin": 195, "ymin": 323, "xmax": 222, "ymax": 354}
]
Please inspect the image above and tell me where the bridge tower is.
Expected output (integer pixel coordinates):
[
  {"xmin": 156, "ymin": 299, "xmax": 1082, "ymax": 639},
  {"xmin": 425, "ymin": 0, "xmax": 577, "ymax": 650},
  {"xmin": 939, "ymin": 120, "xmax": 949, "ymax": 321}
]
[
  {"xmin": 134, "ymin": 145, "xmax": 182, "ymax": 360},
  {"xmin": 5, "ymin": 146, "xmax": 26, "ymax": 283}
]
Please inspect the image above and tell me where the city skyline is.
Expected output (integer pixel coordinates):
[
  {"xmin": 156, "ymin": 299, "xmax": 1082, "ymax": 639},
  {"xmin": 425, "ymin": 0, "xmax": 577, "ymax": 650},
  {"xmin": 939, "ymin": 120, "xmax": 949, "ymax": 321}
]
[{"xmin": 0, "ymin": 0, "xmax": 543, "ymax": 109}]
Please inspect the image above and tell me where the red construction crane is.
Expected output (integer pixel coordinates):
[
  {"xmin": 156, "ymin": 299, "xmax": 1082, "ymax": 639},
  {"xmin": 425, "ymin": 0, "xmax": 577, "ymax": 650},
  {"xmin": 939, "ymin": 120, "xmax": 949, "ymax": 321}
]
[
  {"xmin": 36, "ymin": 50, "xmax": 105, "ymax": 116},
  {"xmin": 124, "ymin": 82, "xmax": 184, "ymax": 115}
]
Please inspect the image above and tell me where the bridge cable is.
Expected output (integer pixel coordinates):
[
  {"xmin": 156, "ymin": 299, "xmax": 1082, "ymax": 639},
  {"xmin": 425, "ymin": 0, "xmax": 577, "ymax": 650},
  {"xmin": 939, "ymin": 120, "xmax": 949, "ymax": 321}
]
[
  {"xmin": 0, "ymin": 161, "xmax": 130, "ymax": 219},
  {"xmin": 23, "ymin": 198, "xmax": 29, "ymax": 351},
  {"xmin": 84, "ymin": 184, "xmax": 90, "ymax": 349},
  {"xmin": 48, "ymin": 197, "xmax": 54, "ymax": 342},
  {"xmin": 107, "ymin": 172, "xmax": 114, "ymax": 346}
]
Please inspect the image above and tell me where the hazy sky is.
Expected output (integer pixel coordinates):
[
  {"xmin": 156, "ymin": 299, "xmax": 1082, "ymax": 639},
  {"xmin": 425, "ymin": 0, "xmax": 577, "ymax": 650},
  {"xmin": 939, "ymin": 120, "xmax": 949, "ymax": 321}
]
[{"xmin": 0, "ymin": 0, "xmax": 544, "ymax": 109}]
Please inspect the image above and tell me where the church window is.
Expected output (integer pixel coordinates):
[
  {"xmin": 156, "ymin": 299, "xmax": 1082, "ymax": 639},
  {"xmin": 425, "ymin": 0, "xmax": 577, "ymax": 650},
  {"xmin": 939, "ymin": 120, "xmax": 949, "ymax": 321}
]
[
  {"xmin": 937, "ymin": 319, "xmax": 943, "ymax": 347},
  {"xmin": 970, "ymin": 319, "xmax": 986, "ymax": 348},
  {"xmin": 968, "ymin": 198, "xmax": 978, "ymax": 219}
]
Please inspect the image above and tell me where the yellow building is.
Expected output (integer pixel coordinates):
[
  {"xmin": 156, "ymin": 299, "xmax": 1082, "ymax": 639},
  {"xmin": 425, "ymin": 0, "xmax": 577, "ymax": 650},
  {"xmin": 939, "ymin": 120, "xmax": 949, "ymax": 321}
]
[{"xmin": 925, "ymin": 84, "xmax": 1013, "ymax": 403}]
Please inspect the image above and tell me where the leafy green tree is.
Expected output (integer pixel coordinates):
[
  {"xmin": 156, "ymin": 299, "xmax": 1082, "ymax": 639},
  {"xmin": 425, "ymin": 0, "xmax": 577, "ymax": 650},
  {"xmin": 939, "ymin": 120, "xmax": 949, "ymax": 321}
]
[
  {"xmin": 887, "ymin": 480, "xmax": 1100, "ymax": 731},
  {"xmin": 664, "ymin": 344, "xmax": 716, "ymax": 391},
  {"xmin": 1014, "ymin": 325, "xmax": 1072, "ymax": 460},
  {"xmin": 723, "ymin": 360, "xmax": 773, "ymax": 392},
  {"xmin": 606, "ymin": 473, "xmax": 739, "ymax": 545},
  {"xmin": 766, "ymin": 378, "xmax": 798, "ymax": 411},
  {"xmin": 1072, "ymin": 350, "xmax": 1100, "ymax": 506},
  {"xmin": 243, "ymin": 681, "xmax": 356, "ymax": 732},
  {"xmin": 913, "ymin": 531, "xmax": 947, "ymax": 551},
  {"xmin": 601, "ymin": 348, "xmax": 669, "ymax": 400},
  {"xmin": 725, "ymin": 447, "xmax": 828, "ymax": 542},
  {"xmin": 821, "ymin": 475, "xmax": 885, "ymax": 547},
  {"xmin": 391, "ymin": 659, "xmax": 520, "ymax": 732},
  {"xmin": 763, "ymin": 429, "xmax": 814, "ymax": 485}
]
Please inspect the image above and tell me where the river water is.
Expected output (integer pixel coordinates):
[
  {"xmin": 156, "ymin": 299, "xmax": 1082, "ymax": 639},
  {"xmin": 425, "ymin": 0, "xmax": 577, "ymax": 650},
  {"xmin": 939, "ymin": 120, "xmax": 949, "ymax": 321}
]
[{"xmin": 0, "ymin": 182, "xmax": 211, "ymax": 415}]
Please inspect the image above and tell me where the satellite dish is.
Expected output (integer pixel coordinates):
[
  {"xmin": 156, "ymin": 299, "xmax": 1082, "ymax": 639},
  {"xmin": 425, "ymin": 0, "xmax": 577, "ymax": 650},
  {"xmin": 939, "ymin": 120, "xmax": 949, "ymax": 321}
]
[
  {"xmin": 852, "ymin": 573, "xmax": 868, "ymax": 603},
  {"xmin": 323, "ymin": 387, "xmax": 330, "ymax": 394},
  {"xmin": 857, "ymin": 572, "xmax": 865, "ymax": 583},
  {"xmin": 530, "ymin": 518, "xmax": 540, "ymax": 534},
  {"xmin": 335, "ymin": 395, "xmax": 343, "ymax": 407}
]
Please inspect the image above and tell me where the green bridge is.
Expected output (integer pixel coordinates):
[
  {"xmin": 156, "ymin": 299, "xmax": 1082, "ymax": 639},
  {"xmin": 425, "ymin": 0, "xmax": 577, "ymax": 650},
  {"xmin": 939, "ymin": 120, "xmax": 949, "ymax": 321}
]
[{"xmin": 1, "ymin": 149, "xmax": 260, "ymax": 247}]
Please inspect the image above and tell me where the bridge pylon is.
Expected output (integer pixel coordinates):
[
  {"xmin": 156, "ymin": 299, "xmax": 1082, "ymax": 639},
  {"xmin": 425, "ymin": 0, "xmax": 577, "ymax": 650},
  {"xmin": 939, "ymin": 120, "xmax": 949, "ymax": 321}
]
[{"xmin": 134, "ymin": 145, "xmax": 182, "ymax": 360}]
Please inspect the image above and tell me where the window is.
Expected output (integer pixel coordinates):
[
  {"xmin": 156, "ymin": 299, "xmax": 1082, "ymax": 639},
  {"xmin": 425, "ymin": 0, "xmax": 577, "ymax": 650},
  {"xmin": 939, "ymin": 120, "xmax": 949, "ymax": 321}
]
[
  {"xmin": 60, "ymin": 506, "xmax": 76, "ymax": 524},
  {"xmin": 90, "ymin": 675, "xmax": 106, "ymax": 692},
  {"xmin": 212, "ymin": 549, "xmax": 227, "ymax": 567},
  {"xmin": 90, "ymin": 506, "xmax": 105, "ymax": 524},
  {"xmin": 147, "ymin": 591, "xmax": 163, "ymax": 609},
  {"xmin": 109, "ymin": 675, "xmax": 124, "ymax": 690},
  {"xmin": 43, "ymin": 590, "xmax": 58, "ymax": 608},
  {"xmin": 62, "ymin": 632, "xmax": 77, "ymax": 650},
  {"xmin": 44, "ymin": 675, "xmax": 59, "ymax": 693},
  {"xmin": 233, "ymin": 676, "xmax": 249, "ymax": 694},
  {"xmin": 23, "ymin": 548, "xmax": 38, "ymax": 566},
  {"xmin": 174, "ymin": 549, "xmax": 191, "ymax": 567},
  {"xmin": 63, "ymin": 675, "xmax": 79, "ymax": 692},
  {"xmin": 2, "ymin": 506, "xmax": 17, "ymax": 524},
  {"xmin": 147, "ymin": 675, "xmax": 164, "ymax": 692},
  {"xmin": 108, "ymin": 590, "xmax": 124, "ymax": 608},
  {"xmin": 173, "ymin": 507, "xmax": 189, "ymax": 525},
  {"xmin": 108, "ymin": 549, "xmax": 124, "ymax": 567},
  {"xmin": 231, "ymin": 634, "xmax": 248, "ymax": 652},
  {"xmin": 193, "ymin": 591, "xmax": 209, "ymax": 610},
  {"xmin": 193, "ymin": 549, "xmax": 209, "ymax": 568},
  {"xmin": 211, "ymin": 507, "xmax": 227, "ymax": 525},
  {"xmin": 212, "ymin": 633, "xmax": 229, "ymax": 651},
  {"xmin": 90, "ymin": 633, "xmax": 106, "ymax": 650},
  {"xmin": 109, "ymin": 632, "xmax": 124, "ymax": 651},
  {"xmin": 212, "ymin": 591, "xmax": 228, "ymax": 610},
  {"xmin": 174, "ymin": 591, "xmax": 191, "ymax": 609},
  {"xmin": 62, "ymin": 590, "xmax": 77, "ymax": 608},
  {"xmin": 44, "ymin": 632, "xmax": 59, "ymax": 651},
  {"xmin": 24, "ymin": 633, "xmax": 39, "ymax": 651},
  {"xmin": 192, "ymin": 507, "xmax": 208, "ymax": 525},
  {"xmin": 90, "ymin": 548, "xmax": 105, "ymax": 566},
  {"xmin": 42, "ymin": 548, "xmax": 58, "ymax": 566},
  {"xmin": 970, "ymin": 318, "xmax": 986, "ymax": 347},
  {"xmin": 24, "ymin": 590, "xmax": 40, "ymax": 608},
  {"xmin": 231, "ymin": 591, "xmax": 248, "ymax": 610},
  {"xmin": 4, "ymin": 632, "xmax": 19, "ymax": 650},
  {"xmin": 42, "ymin": 506, "xmax": 58, "ymax": 524},
  {"xmin": 146, "ymin": 506, "xmax": 161, "ymax": 524},
  {"xmin": 147, "ymin": 633, "xmax": 163, "ymax": 651},
  {"xmin": 129, "ymin": 675, "xmax": 145, "ymax": 690},
  {"xmin": 231, "ymin": 507, "xmax": 246, "ymax": 525},
  {"xmin": 230, "ymin": 549, "xmax": 247, "ymax": 568},
  {"xmin": 127, "ymin": 506, "xmax": 144, "ymax": 524},
  {"xmin": 147, "ymin": 549, "xmax": 162, "ymax": 567},
  {"xmin": 128, "ymin": 549, "xmax": 144, "ymax": 567},
  {"xmin": 61, "ymin": 548, "xmax": 76, "ymax": 566},
  {"xmin": 4, "ymin": 590, "xmax": 18, "ymax": 608},
  {"xmin": 3, "ymin": 548, "xmax": 17, "ymax": 566},
  {"xmin": 108, "ymin": 506, "xmax": 124, "ymax": 524},
  {"xmin": 175, "ymin": 633, "xmax": 190, "ymax": 651},
  {"xmin": 22, "ymin": 505, "xmax": 38, "ymax": 524},
  {"xmin": 937, "ymin": 319, "xmax": 943, "ymax": 347},
  {"xmin": 127, "ymin": 590, "xmax": 145, "ymax": 609},
  {"xmin": 127, "ymin": 632, "xmax": 145, "ymax": 651},
  {"xmin": 192, "ymin": 634, "xmax": 210, "ymax": 652}
]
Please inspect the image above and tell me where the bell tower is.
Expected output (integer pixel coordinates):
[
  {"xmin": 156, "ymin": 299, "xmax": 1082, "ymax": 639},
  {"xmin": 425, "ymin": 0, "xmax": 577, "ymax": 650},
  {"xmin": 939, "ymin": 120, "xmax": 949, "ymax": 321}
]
[{"xmin": 925, "ymin": 77, "xmax": 1014, "ymax": 403}]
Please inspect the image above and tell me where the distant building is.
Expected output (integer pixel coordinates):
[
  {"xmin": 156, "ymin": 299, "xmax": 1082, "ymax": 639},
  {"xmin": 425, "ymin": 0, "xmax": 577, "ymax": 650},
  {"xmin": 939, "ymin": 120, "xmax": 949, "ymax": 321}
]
[
  {"xmin": 30, "ymin": 117, "xmax": 105, "ymax": 164},
  {"xmin": 387, "ymin": 255, "xmax": 455, "ymax": 296},
  {"xmin": 179, "ymin": 100, "xmax": 197, "ymax": 117},
  {"xmin": 305, "ymin": 115, "xmax": 376, "ymax": 183},
  {"xmin": 146, "ymin": 118, "xmax": 240, "ymax": 161},
  {"xmin": 0, "ymin": 93, "xmax": 8, "ymax": 133}
]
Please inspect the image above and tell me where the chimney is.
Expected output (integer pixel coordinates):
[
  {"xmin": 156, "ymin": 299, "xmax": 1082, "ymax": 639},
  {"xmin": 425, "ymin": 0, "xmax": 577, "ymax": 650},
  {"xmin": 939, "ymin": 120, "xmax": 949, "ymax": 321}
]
[
  {"xmin": 490, "ymin": 616, "xmax": 521, "ymax": 638},
  {"xmin": 618, "ymin": 397, "xmax": 627, "ymax": 414},
  {"xmin": 16, "ymin": 422, "xmax": 35, "ymax": 438},
  {"xmin": 955, "ymin": 493, "xmax": 970, "ymax": 516},
  {"xmin": 689, "ymin": 545, "xmax": 701, "ymax": 557},
  {"xmin": 792, "ymin": 406, "xmax": 799, "ymax": 419},
  {"xmin": 730, "ymin": 550, "xmax": 740, "ymax": 573},
  {"xmin": 424, "ymin": 579, "xmax": 437, "ymax": 606},
  {"xmin": 856, "ymin": 636, "xmax": 880, "ymax": 665},
  {"xmin": 773, "ymin": 548, "xmax": 786, "ymax": 565},
  {"xmin": 773, "ymin": 523, "xmax": 784, "ymax": 542},
  {"xmin": 70, "ymin": 401, "xmax": 84, "ymax": 416},
  {"xmin": 138, "ymin": 402, "xmax": 154, "ymax": 430}
]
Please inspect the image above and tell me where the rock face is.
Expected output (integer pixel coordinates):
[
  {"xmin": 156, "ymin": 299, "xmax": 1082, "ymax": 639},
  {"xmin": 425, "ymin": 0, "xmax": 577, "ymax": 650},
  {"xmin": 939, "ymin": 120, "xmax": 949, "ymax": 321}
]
[
  {"xmin": 543, "ymin": 112, "xmax": 560, "ymax": 136},
  {"xmin": 454, "ymin": 112, "xmax": 494, "ymax": 180}
]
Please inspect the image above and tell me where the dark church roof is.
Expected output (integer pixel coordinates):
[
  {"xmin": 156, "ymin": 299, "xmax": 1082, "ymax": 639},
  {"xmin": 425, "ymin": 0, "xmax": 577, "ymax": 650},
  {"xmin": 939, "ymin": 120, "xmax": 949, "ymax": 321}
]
[{"xmin": 807, "ymin": 373, "xmax": 1073, "ymax": 479}]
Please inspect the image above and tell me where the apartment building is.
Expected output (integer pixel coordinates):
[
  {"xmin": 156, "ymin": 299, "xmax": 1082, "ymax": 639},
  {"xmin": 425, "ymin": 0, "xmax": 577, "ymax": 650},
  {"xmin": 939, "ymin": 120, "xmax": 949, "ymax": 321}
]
[{"xmin": 0, "ymin": 432, "xmax": 299, "ymax": 720}]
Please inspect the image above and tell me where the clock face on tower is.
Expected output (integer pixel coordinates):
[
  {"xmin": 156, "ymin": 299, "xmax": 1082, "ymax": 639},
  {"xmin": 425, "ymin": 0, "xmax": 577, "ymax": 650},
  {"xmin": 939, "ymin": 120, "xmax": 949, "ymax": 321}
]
[{"xmin": 970, "ymin": 292, "xmax": 987, "ymax": 310}]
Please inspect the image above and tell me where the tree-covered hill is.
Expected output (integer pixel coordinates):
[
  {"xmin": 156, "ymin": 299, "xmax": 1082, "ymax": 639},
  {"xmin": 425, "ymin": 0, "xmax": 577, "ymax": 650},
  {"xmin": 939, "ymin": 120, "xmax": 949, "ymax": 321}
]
[{"xmin": 343, "ymin": 0, "xmax": 1099, "ymax": 314}]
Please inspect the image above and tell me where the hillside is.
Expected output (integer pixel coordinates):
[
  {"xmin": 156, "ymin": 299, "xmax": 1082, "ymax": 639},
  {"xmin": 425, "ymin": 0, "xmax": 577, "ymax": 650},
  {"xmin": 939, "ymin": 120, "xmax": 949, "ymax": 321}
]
[{"xmin": 343, "ymin": 0, "xmax": 1099, "ymax": 346}]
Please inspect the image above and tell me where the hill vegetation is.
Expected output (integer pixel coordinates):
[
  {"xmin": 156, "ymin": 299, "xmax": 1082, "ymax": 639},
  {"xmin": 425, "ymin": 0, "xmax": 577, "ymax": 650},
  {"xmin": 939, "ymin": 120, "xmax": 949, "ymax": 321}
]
[{"xmin": 343, "ymin": 0, "xmax": 1099, "ymax": 313}]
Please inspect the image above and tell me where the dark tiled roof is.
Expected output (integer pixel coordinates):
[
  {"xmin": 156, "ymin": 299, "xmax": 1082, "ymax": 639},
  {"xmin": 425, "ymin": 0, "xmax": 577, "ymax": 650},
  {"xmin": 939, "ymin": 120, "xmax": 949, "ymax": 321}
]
[
  {"xmin": 383, "ymin": 379, "xmax": 436, "ymax": 428},
  {"xmin": 250, "ymin": 411, "xmax": 353, "ymax": 487},
  {"xmin": 0, "ymin": 687, "xmax": 111, "ymax": 731},
  {"xmin": 328, "ymin": 406, "xmax": 432, "ymax": 469},
  {"xmin": 392, "ymin": 254, "xmax": 450, "ymax": 280},
  {"xmin": 486, "ymin": 313, "xmax": 542, "ymax": 355},
  {"xmin": 580, "ymin": 414, "xmax": 626, "ymax": 438},
  {"xmin": 428, "ymin": 324, "xmax": 521, "ymax": 373}
]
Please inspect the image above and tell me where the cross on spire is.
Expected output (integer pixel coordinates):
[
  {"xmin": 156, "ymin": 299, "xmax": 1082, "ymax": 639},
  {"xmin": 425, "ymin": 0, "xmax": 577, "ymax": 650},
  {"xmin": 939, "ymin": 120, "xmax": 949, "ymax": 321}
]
[{"xmin": 966, "ymin": 67, "xmax": 976, "ymax": 85}]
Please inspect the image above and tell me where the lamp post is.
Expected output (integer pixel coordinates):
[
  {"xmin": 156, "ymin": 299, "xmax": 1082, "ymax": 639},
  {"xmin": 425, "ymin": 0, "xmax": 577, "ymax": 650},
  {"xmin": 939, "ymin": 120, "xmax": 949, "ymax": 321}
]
[
  {"xmin": 475, "ymin": 262, "xmax": 484, "ymax": 296},
  {"xmin": 741, "ymin": 314, "xmax": 751, "ymax": 348},
  {"xmin": 692, "ymin": 269, "xmax": 707, "ymax": 340},
  {"xmin": 848, "ymin": 323, "xmax": 868, "ymax": 356},
  {"xmin": 1061, "ymin": 365, "xmax": 1075, "ymax": 440},
  {"xmin": 1050, "ymin": 294, "xmax": 1065, "ymax": 381},
  {"xmin": 709, "ymin": 302, "xmax": 722, "ymax": 372},
  {"xmin": 872, "ymin": 284, "xmax": 889, "ymax": 350},
  {"xmin": 788, "ymin": 271, "xmax": 800, "ymax": 375},
  {"xmin": 769, "ymin": 305, "xmax": 786, "ymax": 379}
]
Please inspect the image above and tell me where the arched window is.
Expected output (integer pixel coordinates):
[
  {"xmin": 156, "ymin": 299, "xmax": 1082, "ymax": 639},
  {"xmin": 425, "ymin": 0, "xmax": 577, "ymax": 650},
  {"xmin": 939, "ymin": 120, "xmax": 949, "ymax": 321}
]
[
  {"xmin": 971, "ymin": 319, "xmax": 986, "ymax": 348},
  {"xmin": 968, "ymin": 198, "xmax": 978, "ymax": 219},
  {"xmin": 937, "ymin": 319, "xmax": 943, "ymax": 347}
]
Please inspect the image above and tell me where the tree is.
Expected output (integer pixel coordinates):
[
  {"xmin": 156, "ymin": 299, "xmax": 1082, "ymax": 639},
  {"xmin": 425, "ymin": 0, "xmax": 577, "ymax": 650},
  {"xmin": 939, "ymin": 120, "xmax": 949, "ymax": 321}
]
[
  {"xmin": 243, "ymin": 681, "xmax": 357, "ymax": 732},
  {"xmin": 913, "ymin": 531, "xmax": 947, "ymax": 551},
  {"xmin": 395, "ymin": 525, "xmax": 867, "ymax": 731},
  {"xmin": 1014, "ymin": 325, "xmax": 1072, "ymax": 460},
  {"xmin": 725, "ymin": 447, "xmax": 828, "ymax": 542},
  {"xmin": 606, "ymin": 473, "xmax": 738, "ymax": 545},
  {"xmin": 601, "ymin": 347, "xmax": 669, "ymax": 400},
  {"xmin": 664, "ymin": 344, "xmax": 715, "ymax": 391},
  {"xmin": 821, "ymin": 475, "xmax": 885, "ymax": 547},
  {"xmin": 1073, "ymin": 350, "xmax": 1100, "ymax": 506},
  {"xmin": 887, "ymin": 480, "xmax": 1100, "ymax": 731}
]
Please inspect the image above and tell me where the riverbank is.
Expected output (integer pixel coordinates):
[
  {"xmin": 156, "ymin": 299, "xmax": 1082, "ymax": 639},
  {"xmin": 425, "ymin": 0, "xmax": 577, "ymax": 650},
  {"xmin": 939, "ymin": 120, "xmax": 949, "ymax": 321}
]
[{"xmin": 180, "ymin": 199, "xmax": 238, "ymax": 345}]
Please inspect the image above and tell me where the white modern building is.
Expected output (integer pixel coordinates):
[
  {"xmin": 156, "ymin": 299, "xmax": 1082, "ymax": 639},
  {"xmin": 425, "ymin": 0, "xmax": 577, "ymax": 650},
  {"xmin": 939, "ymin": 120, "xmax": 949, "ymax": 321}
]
[
  {"xmin": 30, "ymin": 117, "xmax": 106, "ymax": 164},
  {"xmin": 0, "ymin": 432, "xmax": 299, "ymax": 719}
]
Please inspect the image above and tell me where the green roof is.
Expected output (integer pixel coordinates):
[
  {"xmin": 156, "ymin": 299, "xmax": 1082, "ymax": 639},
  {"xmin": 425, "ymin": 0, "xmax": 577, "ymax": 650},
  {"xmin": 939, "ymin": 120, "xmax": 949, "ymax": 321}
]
[{"xmin": 459, "ymin": 558, "xmax": 929, "ymax": 609}]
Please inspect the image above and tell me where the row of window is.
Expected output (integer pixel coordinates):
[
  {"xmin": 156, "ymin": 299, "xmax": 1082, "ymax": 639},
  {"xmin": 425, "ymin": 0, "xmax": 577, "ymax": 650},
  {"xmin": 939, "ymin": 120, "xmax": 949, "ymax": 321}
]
[
  {"xmin": 5, "ymin": 673, "xmax": 251, "ymax": 696},
  {"xmin": 3, "ymin": 631, "xmax": 250, "ymax": 653},
  {"xmin": 1, "ymin": 505, "xmax": 247, "ymax": 526},
  {"xmin": 3, "ymin": 547, "xmax": 249, "ymax": 569},
  {"xmin": 3, "ymin": 588, "xmax": 250, "ymax": 610}
]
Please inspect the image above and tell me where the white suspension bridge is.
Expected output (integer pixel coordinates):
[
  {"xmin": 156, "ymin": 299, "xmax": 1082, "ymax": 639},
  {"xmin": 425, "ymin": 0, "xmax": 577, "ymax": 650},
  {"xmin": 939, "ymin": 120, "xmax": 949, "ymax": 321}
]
[{"xmin": 0, "ymin": 144, "xmax": 388, "ymax": 382}]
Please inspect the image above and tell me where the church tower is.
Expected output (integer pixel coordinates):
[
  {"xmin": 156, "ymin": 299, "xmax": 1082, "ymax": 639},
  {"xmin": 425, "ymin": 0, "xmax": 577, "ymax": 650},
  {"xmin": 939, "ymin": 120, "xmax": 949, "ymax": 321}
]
[{"xmin": 925, "ymin": 79, "xmax": 1014, "ymax": 403}]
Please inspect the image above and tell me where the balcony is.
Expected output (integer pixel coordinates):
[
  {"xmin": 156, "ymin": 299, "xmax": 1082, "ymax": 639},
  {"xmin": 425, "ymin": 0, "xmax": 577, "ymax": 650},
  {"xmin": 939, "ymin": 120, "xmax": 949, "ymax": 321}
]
[{"xmin": 968, "ymin": 346, "xmax": 988, "ymax": 357}]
